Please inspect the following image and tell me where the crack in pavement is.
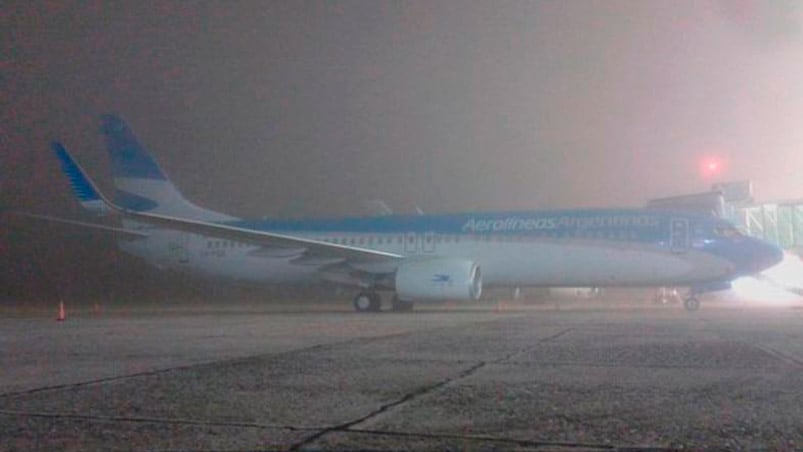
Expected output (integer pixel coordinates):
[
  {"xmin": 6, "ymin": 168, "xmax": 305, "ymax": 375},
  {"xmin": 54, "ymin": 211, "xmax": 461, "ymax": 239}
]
[
  {"xmin": 288, "ymin": 327, "xmax": 574, "ymax": 450},
  {"xmin": 0, "ymin": 331, "xmax": 417, "ymax": 399},
  {"xmin": 745, "ymin": 343, "xmax": 803, "ymax": 368},
  {"xmin": 1, "ymin": 316, "xmax": 542, "ymax": 450},
  {"xmin": 0, "ymin": 409, "xmax": 671, "ymax": 451},
  {"xmin": 0, "ymin": 315, "xmax": 514, "ymax": 399},
  {"xmin": 286, "ymin": 361, "xmax": 488, "ymax": 450},
  {"xmin": 345, "ymin": 427, "xmax": 673, "ymax": 451},
  {"xmin": 3, "ymin": 320, "xmax": 575, "ymax": 450},
  {"xmin": 0, "ymin": 409, "xmax": 319, "ymax": 432},
  {"xmin": 700, "ymin": 318, "xmax": 803, "ymax": 369},
  {"xmin": 501, "ymin": 360, "xmax": 784, "ymax": 369}
]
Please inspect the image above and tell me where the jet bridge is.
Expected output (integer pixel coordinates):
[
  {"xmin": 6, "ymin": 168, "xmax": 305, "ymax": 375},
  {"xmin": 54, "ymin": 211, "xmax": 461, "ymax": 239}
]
[
  {"xmin": 728, "ymin": 200, "xmax": 803, "ymax": 253},
  {"xmin": 648, "ymin": 181, "xmax": 803, "ymax": 253}
]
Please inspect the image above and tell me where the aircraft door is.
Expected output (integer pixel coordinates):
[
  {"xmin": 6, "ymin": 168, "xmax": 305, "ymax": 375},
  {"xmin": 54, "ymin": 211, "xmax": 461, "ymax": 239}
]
[
  {"xmin": 169, "ymin": 232, "xmax": 191, "ymax": 264},
  {"xmin": 669, "ymin": 218, "xmax": 690, "ymax": 253},
  {"xmin": 422, "ymin": 231, "xmax": 436, "ymax": 253},
  {"xmin": 404, "ymin": 232, "xmax": 418, "ymax": 254}
]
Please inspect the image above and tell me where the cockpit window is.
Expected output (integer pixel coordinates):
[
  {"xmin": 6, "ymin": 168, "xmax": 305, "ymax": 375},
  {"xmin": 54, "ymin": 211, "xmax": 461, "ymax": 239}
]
[{"xmin": 714, "ymin": 225, "xmax": 743, "ymax": 239}]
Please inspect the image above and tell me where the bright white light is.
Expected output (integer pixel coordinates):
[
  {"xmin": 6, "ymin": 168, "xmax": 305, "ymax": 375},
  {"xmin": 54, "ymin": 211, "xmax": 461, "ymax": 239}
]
[
  {"xmin": 729, "ymin": 277, "xmax": 801, "ymax": 305},
  {"xmin": 761, "ymin": 252, "xmax": 803, "ymax": 292},
  {"xmin": 720, "ymin": 252, "xmax": 803, "ymax": 306}
]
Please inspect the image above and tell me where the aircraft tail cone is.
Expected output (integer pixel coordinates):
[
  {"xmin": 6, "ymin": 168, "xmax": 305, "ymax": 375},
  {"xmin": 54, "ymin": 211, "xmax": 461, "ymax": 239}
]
[{"xmin": 57, "ymin": 300, "xmax": 66, "ymax": 321}]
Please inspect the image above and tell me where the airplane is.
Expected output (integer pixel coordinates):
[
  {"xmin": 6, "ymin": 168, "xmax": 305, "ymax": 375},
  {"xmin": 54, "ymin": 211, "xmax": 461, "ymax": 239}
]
[{"xmin": 31, "ymin": 114, "xmax": 784, "ymax": 312}]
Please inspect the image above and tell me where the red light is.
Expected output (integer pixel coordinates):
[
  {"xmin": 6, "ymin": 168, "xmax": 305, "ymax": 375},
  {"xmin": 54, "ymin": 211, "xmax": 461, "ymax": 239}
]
[{"xmin": 699, "ymin": 156, "xmax": 726, "ymax": 178}]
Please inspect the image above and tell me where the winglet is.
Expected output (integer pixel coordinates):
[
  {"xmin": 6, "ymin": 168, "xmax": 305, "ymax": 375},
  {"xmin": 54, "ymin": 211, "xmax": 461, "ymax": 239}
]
[{"xmin": 52, "ymin": 142, "xmax": 110, "ymax": 216}]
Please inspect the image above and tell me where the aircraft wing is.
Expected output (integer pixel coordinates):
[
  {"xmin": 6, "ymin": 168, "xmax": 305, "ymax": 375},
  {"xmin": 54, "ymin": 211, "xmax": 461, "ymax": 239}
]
[
  {"xmin": 120, "ymin": 209, "xmax": 403, "ymax": 263},
  {"xmin": 54, "ymin": 145, "xmax": 403, "ymax": 264},
  {"xmin": 7, "ymin": 211, "xmax": 149, "ymax": 239}
]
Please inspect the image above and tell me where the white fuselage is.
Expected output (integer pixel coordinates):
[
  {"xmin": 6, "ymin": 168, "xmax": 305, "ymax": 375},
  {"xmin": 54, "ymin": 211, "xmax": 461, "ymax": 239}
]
[{"xmin": 120, "ymin": 225, "xmax": 735, "ymax": 289}]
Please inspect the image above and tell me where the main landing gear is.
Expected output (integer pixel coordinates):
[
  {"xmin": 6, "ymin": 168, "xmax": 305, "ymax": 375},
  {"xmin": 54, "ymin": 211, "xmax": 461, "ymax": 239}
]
[
  {"xmin": 682, "ymin": 289, "xmax": 702, "ymax": 312},
  {"xmin": 352, "ymin": 291, "xmax": 415, "ymax": 312},
  {"xmin": 683, "ymin": 296, "xmax": 701, "ymax": 312},
  {"xmin": 353, "ymin": 291, "xmax": 381, "ymax": 312}
]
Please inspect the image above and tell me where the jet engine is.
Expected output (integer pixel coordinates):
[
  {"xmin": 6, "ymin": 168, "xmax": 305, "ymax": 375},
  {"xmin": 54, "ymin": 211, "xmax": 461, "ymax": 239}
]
[{"xmin": 395, "ymin": 258, "xmax": 482, "ymax": 301}]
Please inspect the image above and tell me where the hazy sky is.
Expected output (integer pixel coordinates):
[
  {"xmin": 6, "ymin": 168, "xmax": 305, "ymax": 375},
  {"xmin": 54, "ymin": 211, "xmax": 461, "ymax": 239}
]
[{"xmin": 4, "ymin": 0, "xmax": 803, "ymax": 220}]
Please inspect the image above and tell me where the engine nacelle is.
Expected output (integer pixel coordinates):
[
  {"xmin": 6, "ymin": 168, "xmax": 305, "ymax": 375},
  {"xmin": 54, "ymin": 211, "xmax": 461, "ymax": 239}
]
[{"xmin": 395, "ymin": 258, "xmax": 482, "ymax": 301}]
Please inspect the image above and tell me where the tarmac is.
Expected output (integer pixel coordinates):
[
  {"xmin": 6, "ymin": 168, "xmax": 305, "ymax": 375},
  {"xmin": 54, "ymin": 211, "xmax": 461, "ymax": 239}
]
[{"xmin": 1, "ymin": 300, "xmax": 802, "ymax": 450}]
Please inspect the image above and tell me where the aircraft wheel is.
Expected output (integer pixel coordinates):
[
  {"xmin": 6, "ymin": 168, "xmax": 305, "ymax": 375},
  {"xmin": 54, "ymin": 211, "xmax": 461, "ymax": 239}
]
[
  {"xmin": 353, "ymin": 291, "xmax": 381, "ymax": 312},
  {"xmin": 391, "ymin": 295, "xmax": 414, "ymax": 312},
  {"xmin": 683, "ymin": 297, "xmax": 700, "ymax": 312}
]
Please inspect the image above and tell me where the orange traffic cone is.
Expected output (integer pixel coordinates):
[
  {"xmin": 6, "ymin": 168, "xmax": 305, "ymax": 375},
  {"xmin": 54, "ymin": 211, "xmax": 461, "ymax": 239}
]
[{"xmin": 56, "ymin": 300, "xmax": 66, "ymax": 321}]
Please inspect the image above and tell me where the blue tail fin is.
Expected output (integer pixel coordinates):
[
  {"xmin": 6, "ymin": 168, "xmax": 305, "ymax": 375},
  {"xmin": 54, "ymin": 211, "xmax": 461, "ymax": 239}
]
[
  {"xmin": 100, "ymin": 114, "xmax": 233, "ymax": 221},
  {"xmin": 101, "ymin": 114, "xmax": 168, "ymax": 182}
]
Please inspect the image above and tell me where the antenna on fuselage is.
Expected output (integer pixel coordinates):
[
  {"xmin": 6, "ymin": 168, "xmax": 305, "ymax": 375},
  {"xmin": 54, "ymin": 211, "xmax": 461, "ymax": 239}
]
[{"xmin": 366, "ymin": 200, "xmax": 393, "ymax": 216}]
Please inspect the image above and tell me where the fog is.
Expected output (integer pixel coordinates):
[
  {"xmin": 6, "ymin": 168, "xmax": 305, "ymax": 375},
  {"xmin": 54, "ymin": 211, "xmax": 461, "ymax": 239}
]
[{"xmin": 3, "ymin": 1, "xmax": 802, "ymax": 298}]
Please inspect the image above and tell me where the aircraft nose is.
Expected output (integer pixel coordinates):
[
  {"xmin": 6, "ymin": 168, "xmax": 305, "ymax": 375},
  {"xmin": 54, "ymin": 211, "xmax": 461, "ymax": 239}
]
[{"xmin": 714, "ymin": 236, "xmax": 785, "ymax": 277}]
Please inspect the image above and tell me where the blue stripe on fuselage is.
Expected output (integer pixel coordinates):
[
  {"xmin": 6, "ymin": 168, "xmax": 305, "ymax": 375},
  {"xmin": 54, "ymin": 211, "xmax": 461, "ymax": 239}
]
[{"xmin": 228, "ymin": 209, "xmax": 717, "ymax": 246}]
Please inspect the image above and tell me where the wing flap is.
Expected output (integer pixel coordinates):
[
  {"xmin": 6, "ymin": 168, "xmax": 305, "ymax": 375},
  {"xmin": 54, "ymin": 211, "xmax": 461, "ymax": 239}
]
[
  {"xmin": 118, "ymin": 210, "xmax": 400, "ymax": 263},
  {"xmin": 8, "ymin": 212, "xmax": 149, "ymax": 239}
]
